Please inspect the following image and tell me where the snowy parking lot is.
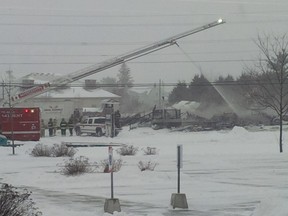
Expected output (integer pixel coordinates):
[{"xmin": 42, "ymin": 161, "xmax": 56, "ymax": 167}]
[{"xmin": 1, "ymin": 126, "xmax": 288, "ymax": 216}]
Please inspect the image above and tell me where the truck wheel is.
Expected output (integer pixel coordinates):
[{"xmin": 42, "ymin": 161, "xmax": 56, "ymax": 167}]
[{"xmin": 96, "ymin": 128, "xmax": 103, "ymax": 137}]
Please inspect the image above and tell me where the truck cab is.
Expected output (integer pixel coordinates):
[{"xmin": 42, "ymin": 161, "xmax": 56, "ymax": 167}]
[{"xmin": 152, "ymin": 108, "xmax": 182, "ymax": 129}]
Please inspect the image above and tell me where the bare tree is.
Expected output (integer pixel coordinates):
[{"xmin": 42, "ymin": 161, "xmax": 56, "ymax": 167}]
[{"xmin": 244, "ymin": 34, "xmax": 288, "ymax": 153}]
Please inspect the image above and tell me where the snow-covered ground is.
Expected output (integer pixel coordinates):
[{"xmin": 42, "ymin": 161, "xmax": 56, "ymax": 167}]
[{"xmin": 1, "ymin": 126, "xmax": 288, "ymax": 216}]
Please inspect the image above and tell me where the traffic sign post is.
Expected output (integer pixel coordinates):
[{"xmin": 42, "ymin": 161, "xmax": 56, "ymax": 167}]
[
  {"xmin": 104, "ymin": 146, "xmax": 121, "ymax": 214},
  {"xmin": 177, "ymin": 144, "xmax": 183, "ymax": 193},
  {"xmin": 108, "ymin": 146, "xmax": 114, "ymax": 199},
  {"xmin": 170, "ymin": 145, "xmax": 188, "ymax": 209}
]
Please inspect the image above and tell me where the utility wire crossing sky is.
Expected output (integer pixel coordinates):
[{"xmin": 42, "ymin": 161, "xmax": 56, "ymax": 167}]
[{"xmin": 0, "ymin": 0, "xmax": 287, "ymax": 84}]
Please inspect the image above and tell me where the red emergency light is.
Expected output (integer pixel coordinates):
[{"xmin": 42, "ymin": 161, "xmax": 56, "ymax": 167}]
[{"xmin": 24, "ymin": 108, "xmax": 35, "ymax": 113}]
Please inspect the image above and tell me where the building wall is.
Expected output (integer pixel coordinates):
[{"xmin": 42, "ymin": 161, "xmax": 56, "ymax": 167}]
[{"xmin": 21, "ymin": 97, "xmax": 117, "ymax": 124}]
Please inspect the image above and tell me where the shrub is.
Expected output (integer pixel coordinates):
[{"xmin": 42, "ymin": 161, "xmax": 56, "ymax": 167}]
[
  {"xmin": 30, "ymin": 143, "xmax": 76, "ymax": 157},
  {"xmin": 51, "ymin": 144, "xmax": 76, "ymax": 157},
  {"xmin": 142, "ymin": 147, "xmax": 158, "ymax": 155},
  {"xmin": 30, "ymin": 144, "xmax": 52, "ymax": 157},
  {"xmin": 116, "ymin": 145, "xmax": 138, "ymax": 156},
  {"xmin": 138, "ymin": 160, "xmax": 158, "ymax": 171},
  {"xmin": 59, "ymin": 156, "xmax": 97, "ymax": 176},
  {"xmin": 0, "ymin": 184, "xmax": 42, "ymax": 216},
  {"xmin": 100, "ymin": 158, "xmax": 123, "ymax": 173}
]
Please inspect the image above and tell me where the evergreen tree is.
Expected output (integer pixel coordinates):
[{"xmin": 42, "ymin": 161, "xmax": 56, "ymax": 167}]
[
  {"xmin": 188, "ymin": 74, "xmax": 227, "ymax": 105},
  {"xmin": 216, "ymin": 74, "xmax": 234, "ymax": 83},
  {"xmin": 116, "ymin": 63, "xmax": 139, "ymax": 113},
  {"xmin": 168, "ymin": 81, "xmax": 188, "ymax": 104},
  {"xmin": 117, "ymin": 63, "xmax": 133, "ymax": 88},
  {"xmin": 188, "ymin": 74, "xmax": 209, "ymax": 102}
]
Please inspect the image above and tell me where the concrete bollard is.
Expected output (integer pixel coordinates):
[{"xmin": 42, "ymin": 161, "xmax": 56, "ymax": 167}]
[
  {"xmin": 170, "ymin": 193, "xmax": 188, "ymax": 209},
  {"xmin": 104, "ymin": 198, "xmax": 121, "ymax": 214}
]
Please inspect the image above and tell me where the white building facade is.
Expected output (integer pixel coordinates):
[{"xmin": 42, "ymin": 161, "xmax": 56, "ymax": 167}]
[
  {"xmin": 10, "ymin": 73, "xmax": 120, "ymax": 123},
  {"xmin": 21, "ymin": 87, "xmax": 120, "ymax": 123}
]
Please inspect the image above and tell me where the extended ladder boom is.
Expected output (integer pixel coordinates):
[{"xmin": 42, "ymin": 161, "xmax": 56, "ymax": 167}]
[{"xmin": 4, "ymin": 18, "xmax": 225, "ymax": 106}]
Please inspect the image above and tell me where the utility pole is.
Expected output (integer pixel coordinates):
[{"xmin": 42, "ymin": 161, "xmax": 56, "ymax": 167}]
[
  {"xmin": 1, "ymin": 81, "xmax": 4, "ymax": 100},
  {"xmin": 6, "ymin": 70, "xmax": 16, "ymax": 154}
]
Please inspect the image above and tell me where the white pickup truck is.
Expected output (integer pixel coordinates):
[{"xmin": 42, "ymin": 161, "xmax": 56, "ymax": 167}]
[{"xmin": 76, "ymin": 117, "xmax": 106, "ymax": 137}]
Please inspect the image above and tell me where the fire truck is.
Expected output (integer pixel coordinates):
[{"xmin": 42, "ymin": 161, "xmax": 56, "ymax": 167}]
[
  {"xmin": 0, "ymin": 107, "xmax": 40, "ymax": 141},
  {"xmin": 0, "ymin": 19, "xmax": 224, "ymax": 140}
]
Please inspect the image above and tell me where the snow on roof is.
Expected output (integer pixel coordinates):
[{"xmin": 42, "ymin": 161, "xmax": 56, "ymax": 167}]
[
  {"xmin": 101, "ymin": 98, "xmax": 120, "ymax": 104},
  {"xmin": 37, "ymin": 87, "xmax": 120, "ymax": 99},
  {"xmin": 16, "ymin": 73, "xmax": 120, "ymax": 99}
]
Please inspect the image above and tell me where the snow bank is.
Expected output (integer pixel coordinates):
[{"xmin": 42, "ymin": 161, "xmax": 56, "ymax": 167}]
[{"xmin": 230, "ymin": 126, "xmax": 249, "ymax": 135}]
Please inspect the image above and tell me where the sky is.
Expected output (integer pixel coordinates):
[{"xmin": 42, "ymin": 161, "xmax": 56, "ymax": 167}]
[
  {"xmin": 0, "ymin": 0, "xmax": 287, "ymax": 86},
  {"xmin": 1, "ymin": 126, "xmax": 288, "ymax": 215}
]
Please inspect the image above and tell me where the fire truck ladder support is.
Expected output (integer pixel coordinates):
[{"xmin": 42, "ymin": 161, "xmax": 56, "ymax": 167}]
[{"xmin": 4, "ymin": 19, "xmax": 225, "ymax": 107}]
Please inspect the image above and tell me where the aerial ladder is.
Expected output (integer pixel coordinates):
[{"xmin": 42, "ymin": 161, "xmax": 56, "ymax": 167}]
[{"xmin": 1, "ymin": 19, "xmax": 225, "ymax": 107}]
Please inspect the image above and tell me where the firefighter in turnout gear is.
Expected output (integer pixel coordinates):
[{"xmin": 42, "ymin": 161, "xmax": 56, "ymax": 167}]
[
  {"xmin": 48, "ymin": 118, "xmax": 53, "ymax": 137},
  {"xmin": 53, "ymin": 118, "xmax": 57, "ymax": 136},
  {"xmin": 41, "ymin": 119, "xmax": 46, "ymax": 137},
  {"xmin": 68, "ymin": 116, "xmax": 74, "ymax": 136},
  {"xmin": 60, "ymin": 118, "xmax": 67, "ymax": 136}
]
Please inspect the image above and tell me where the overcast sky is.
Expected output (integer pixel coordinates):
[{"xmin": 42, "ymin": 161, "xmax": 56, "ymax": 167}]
[{"xmin": 0, "ymin": 0, "xmax": 287, "ymax": 85}]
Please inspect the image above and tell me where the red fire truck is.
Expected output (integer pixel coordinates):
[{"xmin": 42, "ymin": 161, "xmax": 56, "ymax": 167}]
[{"xmin": 0, "ymin": 107, "xmax": 41, "ymax": 141}]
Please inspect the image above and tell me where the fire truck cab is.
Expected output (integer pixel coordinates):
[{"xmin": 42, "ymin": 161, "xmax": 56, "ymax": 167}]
[{"xmin": 0, "ymin": 107, "xmax": 41, "ymax": 141}]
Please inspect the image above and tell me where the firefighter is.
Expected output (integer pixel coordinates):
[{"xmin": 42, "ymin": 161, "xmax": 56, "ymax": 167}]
[
  {"xmin": 68, "ymin": 117, "xmax": 74, "ymax": 136},
  {"xmin": 48, "ymin": 118, "xmax": 53, "ymax": 137},
  {"xmin": 40, "ymin": 119, "xmax": 46, "ymax": 137},
  {"xmin": 74, "ymin": 120, "xmax": 81, "ymax": 136},
  {"xmin": 53, "ymin": 118, "xmax": 57, "ymax": 136},
  {"xmin": 60, "ymin": 118, "xmax": 67, "ymax": 136}
]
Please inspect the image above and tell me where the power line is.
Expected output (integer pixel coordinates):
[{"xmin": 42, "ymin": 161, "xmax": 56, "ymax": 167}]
[
  {"xmin": 0, "ymin": 49, "xmax": 259, "ymax": 57},
  {"xmin": 0, "ymin": 53, "xmax": 114, "ymax": 57},
  {"xmin": 0, "ymin": 80, "xmax": 286, "ymax": 88},
  {"xmin": 0, "ymin": 22, "xmax": 202, "ymax": 27},
  {"xmin": 0, "ymin": 59, "xmax": 259, "ymax": 65},
  {"xmin": 0, "ymin": 10, "xmax": 287, "ymax": 18},
  {"xmin": 0, "ymin": 38, "xmax": 256, "ymax": 46},
  {"xmin": 0, "ymin": 41, "xmax": 145, "ymax": 46},
  {"xmin": 0, "ymin": 19, "xmax": 287, "ymax": 28}
]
